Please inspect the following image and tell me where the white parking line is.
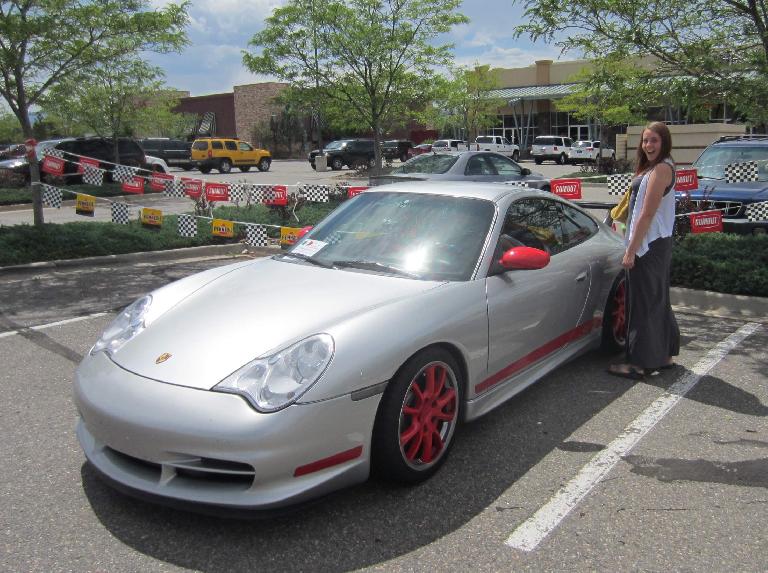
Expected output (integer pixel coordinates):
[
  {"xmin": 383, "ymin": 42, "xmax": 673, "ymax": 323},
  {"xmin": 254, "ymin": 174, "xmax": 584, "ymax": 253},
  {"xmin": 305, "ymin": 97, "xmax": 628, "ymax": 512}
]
[
  {"xmin": 0, "ymin": 312, "xmax": 110, "ymax": 339},
  {"xmin": 506, "ymin": 322, "xmax": 762, "ymax": 552}
]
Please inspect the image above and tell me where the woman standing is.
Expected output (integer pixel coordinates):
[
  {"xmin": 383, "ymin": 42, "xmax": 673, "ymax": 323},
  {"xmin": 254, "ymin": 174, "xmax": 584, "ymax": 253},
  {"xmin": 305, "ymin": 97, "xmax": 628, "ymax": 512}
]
[{"xmin": 608, "ymin": 122, "xmax": 680, "ymax": 379}]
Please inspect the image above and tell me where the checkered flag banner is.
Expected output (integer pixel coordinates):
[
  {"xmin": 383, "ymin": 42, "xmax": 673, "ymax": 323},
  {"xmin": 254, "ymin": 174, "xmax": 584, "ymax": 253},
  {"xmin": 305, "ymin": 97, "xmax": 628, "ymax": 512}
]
[
  {"xmin": 251, "ymin": 184, "xmax": 272, "ymax": 203},
  {"xmin": 746, "ymin": 200, "xmax": 768, "ymax": 222},
  {"xmin": 229, "ymin": 183, "xmax": 249, "ymax": 203},
  {"xmin": 112, "ymin": 165, "xmax": 138, "ymax": 183},
  {"xmin": 178, "ymin": 214, "xmax": 198, "ymax": 237},
  {"xmin": 503, "ymin": 180, "xmax": 529, "ymax": 188},
  {"xmin": 44, "ymin": 147, "xmax": 65, "ymax": 159},
  {"xmin": 725, "ymin": 161, "xmax": 759, "ymax": 183},
  {"xmin": 41, "ymin": 184, "xmax": 62, "ymax": 208},
  {"xmin": 301, "ymin": 184, "xmax": 330, "ymax": 203},
  {"xmin": 83, "ymin": 164, "xmax": 104, "ymax": 186},
  {"xmin": 607, "ymin": 173, "xmax": 632, "ymax": 196},
  {"xmin": 164, "ymin": 177, "xmax": 186, "ymax": 198},
  {"xmin": 111, "ymin": 202, "xmax": 131, "ymax": 225},
  {"xmin": 245, "ymin": 224, "xmax": 268, "ymax": 247}
]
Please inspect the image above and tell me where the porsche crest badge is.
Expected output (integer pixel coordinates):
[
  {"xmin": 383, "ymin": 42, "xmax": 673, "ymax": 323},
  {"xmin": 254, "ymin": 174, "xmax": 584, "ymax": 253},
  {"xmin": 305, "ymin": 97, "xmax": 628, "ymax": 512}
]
[{"xmin": 155, "ymin": 352, "xmax": 172, "ymax": 364}]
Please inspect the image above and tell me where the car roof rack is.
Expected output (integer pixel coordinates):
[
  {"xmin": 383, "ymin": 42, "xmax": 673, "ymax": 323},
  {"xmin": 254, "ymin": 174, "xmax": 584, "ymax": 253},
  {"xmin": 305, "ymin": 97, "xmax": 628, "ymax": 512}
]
[{"xmin": 716, "ymin": 134, "xmax": 768, "ymax": 143}]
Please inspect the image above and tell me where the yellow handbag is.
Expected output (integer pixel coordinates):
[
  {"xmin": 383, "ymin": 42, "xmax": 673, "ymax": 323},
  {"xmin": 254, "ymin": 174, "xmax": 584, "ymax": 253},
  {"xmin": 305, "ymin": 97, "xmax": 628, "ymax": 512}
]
[{"xmin": 610, "ymin": 187, "xmax": 630, "ymax": 224}]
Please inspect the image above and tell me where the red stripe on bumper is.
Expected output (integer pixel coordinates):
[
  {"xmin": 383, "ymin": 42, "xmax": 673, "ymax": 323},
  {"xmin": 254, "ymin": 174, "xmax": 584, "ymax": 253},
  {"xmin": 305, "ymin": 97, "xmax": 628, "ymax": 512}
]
[
  {"xmin": 475, "ymin": 317, "xmax": 602, "ymax": 394},
  {"xmin": 293, "ymin": 445, "xmax": 364, "ymax": 477}
]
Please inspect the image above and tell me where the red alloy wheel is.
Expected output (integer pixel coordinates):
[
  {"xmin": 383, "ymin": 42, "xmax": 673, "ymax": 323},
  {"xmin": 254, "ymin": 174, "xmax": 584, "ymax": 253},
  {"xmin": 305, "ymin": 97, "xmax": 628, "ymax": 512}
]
[
  {"xmin": 398, "ymin": 361, "xmax": 458, "ymax": 469},
  {"xmin": 611, "ymin": 278, "xmax": 627, "ymax": 346}
]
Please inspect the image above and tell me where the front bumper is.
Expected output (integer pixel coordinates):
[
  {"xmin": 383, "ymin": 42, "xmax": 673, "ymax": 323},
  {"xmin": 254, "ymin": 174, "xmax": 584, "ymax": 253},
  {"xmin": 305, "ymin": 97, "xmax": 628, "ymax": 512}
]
[{"xmin": 74, "ymin": 352, "xmax": 378, "ymax": 511}]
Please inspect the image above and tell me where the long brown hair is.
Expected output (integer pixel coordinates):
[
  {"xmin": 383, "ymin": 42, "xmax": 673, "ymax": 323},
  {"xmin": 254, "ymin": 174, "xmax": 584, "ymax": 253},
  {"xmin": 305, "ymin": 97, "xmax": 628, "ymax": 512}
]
[{"xmin": 635, "ymin": 121, "xmax": 673, "ymax": 176}]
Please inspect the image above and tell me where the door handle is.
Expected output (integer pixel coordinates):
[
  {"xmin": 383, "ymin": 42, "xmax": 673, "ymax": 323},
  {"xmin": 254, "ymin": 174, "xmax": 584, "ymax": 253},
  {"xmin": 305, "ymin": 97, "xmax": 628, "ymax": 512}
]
[{"xmin": 575, "ymin": 271, "xmax": 587, "ymax": 282}]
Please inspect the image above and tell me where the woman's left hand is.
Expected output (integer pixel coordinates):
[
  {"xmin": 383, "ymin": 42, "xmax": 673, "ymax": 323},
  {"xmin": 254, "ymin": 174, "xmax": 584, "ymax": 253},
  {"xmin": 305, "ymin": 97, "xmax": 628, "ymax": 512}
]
[{"xmin": 622, "ymin": 249, "xmax": 635, "ymax": 269}]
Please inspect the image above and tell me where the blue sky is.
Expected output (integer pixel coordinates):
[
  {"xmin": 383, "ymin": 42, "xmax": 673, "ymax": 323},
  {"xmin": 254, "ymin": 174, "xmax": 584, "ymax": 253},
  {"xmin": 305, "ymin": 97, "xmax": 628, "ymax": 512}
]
[{"xmin": 147, "ymin": 0, "xmax": 566, "ymax": 96}]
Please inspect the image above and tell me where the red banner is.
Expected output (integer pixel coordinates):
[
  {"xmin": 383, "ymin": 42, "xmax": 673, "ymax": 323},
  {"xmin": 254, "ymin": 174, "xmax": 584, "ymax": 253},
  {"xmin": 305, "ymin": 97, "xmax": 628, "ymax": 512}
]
[
  {"xmin": 690, "ymin": 210, "xmax": 723, "ymax": 233},
  {"xmin": 205, "ymin": 182, "xmax": 230, "ymax": 202},
  {"xmin": 77, "ymin": 157, "xmax": 100, "ymax": 174},
  {"xmin": 264, "ymin": 184, "xmax": 288, "ymax": 206},
  {"xmin": 348, "ymin": 186, "xmax": 368, "ymax": 198},
  {"xmin": 41, "ymin": 155, "xmax": 65, "ymax": 176},
  {"xmin": 183, "ymin": 178, "xmax": 202, "ymax": 199},
  {"xmin": 551, "ymin": 178, "xmax": 582, "ymax": 200},
  {"xmin": 122, "ymin": 176, "xmax": 145, "ymax": 194},
  {"xmin": 675, "ymin": 169, "xmax": 699, "ymax": 192},
  {"xmin": 150, "ymin": 172, "xmax": 174, "ymax": 192}
]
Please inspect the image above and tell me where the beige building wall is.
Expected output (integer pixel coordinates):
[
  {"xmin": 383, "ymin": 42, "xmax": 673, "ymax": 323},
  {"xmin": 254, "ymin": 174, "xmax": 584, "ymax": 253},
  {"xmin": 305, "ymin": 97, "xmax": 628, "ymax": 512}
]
[
  {"xmin": 617, "ymin": 123, "xmax": 746, "ymax": 164},
  {"xmin": 233, "ymin": 82, "xmax": 289, "ymax": 142}
]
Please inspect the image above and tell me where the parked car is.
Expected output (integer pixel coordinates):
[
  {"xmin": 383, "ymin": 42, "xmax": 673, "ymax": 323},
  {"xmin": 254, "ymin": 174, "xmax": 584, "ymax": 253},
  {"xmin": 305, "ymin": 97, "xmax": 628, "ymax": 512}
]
[
  {"xmin": 407, "ymin": 143, "xmax": 433, "ymax": 159},
  {"xmin": 677, "ymin": 134, "xmax": 768, "ymax": 234},
  {"xmin": 531, "ymin": 135, "xmax": 574, "ymax": 165},
  {"xmin": 382, "ymin": 139, "xmax": 413, "ymax": 163},
  {"xmin": 431, "ymin": 139, "xmax": 468, "ymax": 152},
  {"xmin": 371, "ymin": 150, "xmax": 549, "ymax": 190},
  {"xmin": 568, "ymin": 140, "xmax": 615, "ymax": 164},
  {"xmin": 138, "ymin": 138, "xmax": 194, "ymax": 170},
  {"xmin": 0, "ymin": 137, "xmax": 147, "ymax": 184},
  {"xmin": 145, "ymin": 155, "xmax": 170, "ymax": 173},
  {"xmin": 73, "ymin": 180, "xmax": 626, "ymax": 512},
  {"xmin": 474, "ymin": 135, "xmax": 520, "ymax": 161},
  {"xmin": 308, "ymin": 139, "xmax": 375, "ymax": 170},
  {"xmin": 191, "ymin": 137, "xmax": 271, "ymax": 174},
  {"xmin": 0, "ymin": 143, "xmax": 26, "ymax": 161}
]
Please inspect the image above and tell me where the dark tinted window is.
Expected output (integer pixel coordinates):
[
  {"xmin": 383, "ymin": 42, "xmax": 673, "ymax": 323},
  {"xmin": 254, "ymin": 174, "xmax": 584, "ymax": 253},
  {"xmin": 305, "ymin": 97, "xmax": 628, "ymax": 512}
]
[
  {"xmin": 118, "ymin": 139, "xmax": 142, "ymax": 155},
  {"xmin": 224, "ymin": 140, "xmax": 237, "ymax": 151},
  {"xmin": 192, "ymin": 141, "xmax": 209, "ymax": 150},
  {"xmin": 391, "ymin": 153, "xmax": 459, "ymax": 174},
  {"xmin": 140, "ymin": 139, "xmax": 162, "ymax": 151},
  {"xmin": 465, "ymin": 155, "xmax": 496, "ymax": 175},
  {"xmin": 211, "ymin": 141, "xmax": 223, "ymax": 150},
  {"xmin": 534, "ymin": 137, "xmax": 558, "ymax": 146}
]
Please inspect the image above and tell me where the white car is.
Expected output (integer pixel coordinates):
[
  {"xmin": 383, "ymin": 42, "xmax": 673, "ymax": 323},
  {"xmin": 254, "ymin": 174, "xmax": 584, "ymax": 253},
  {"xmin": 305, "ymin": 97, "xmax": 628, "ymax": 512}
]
[
  {"xmin": 531, "ymin": 135, "xmax": 574, "ymax": 165},
  {"xmin": 568, "ymin": 140, "xmax": 616, "ymax": 164},
  {"xmin": 145, "ymin": 155, "xmax": 170, "ymax": 173},
  {"xmin": 474, "ymin": 136, "xmax": 520, "ymax": 162}
]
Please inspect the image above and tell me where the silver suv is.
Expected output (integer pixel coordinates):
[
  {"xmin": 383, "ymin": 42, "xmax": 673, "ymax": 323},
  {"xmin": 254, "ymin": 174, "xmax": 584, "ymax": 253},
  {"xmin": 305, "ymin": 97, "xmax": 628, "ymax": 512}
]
[{"xmin": 531, "ymin": 135, "xmax": 573, "ymax": 165}]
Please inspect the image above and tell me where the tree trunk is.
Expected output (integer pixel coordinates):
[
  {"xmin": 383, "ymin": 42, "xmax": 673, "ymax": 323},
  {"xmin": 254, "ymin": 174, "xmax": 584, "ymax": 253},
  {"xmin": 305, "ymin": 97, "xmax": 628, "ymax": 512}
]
[{"xmin": 18, "ymin": 108, "xmax": 45, "ymax": 226}]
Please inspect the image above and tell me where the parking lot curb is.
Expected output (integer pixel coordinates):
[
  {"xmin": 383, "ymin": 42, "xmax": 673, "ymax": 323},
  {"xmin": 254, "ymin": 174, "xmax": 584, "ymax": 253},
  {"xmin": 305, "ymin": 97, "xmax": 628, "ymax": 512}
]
[
  {"xmin": 671, "ymin": 287, "xmax": 768, "ymax": 323},
  {"xmin": 0, "ymin": 243, "xmax": 280, "ymax": 273}
]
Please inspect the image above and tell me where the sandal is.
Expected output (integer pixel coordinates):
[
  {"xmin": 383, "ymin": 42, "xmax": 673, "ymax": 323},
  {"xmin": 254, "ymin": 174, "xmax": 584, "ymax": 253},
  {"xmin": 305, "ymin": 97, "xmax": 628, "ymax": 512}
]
[{"xmin": 607, "ymin": 363, "xmax": 645, "ymax": 381}]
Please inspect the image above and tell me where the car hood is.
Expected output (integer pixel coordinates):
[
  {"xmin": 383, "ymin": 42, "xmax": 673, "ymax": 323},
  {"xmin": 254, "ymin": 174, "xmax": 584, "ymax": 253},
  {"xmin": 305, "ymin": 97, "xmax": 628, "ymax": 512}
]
[
  {"xmin": 0, "ymin": 157, "xmax": 27, "ymax": 170},
  {"xmin": 370, "ymin": 172, "xmax": 545, "ymax": 186},
  {"xmin": 110, "ymin": 257, "xmax": 443, "ymax": 390},
  {"xmin": 680, "ymin": 181, "xmax": 768, "ymax": 202}
]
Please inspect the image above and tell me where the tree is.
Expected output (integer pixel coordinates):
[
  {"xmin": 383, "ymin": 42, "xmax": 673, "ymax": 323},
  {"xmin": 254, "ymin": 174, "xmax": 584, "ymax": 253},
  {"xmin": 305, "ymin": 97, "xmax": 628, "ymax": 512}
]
[
  {"xmin": 513, "ymin": 0, "xmax": 768, "ymax": 126},
  {"xmin": 425, "ymin": 64, "xmax": 506, "ymax": 142},
  {"xmin": 0, "ymin": 0, "xmax": 188, "ymax": 225},
  {"xmin": 0, "ymin": 112, "xmax": 23, "ymax": 143},
  {"xmin": 243, "ymin": 0, "xmax": 468, "ymax": 171}
]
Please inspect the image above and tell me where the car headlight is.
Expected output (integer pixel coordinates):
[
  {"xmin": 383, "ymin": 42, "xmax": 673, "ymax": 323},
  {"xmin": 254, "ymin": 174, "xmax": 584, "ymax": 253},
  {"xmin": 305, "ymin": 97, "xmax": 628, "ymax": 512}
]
[
  {"xmin": 214, "ymin": 334, "xmax": 334, "ymax": 412},
  {"xmin": 90, "ymin": 295, "xmax": 152, "ymax": 356}
]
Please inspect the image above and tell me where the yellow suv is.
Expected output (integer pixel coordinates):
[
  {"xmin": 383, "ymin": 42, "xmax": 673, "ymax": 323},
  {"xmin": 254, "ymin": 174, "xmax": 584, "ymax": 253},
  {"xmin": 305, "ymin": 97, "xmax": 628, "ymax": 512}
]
[{"xmin": 191, "ymin": 137, "xmax": 271, "ymax": 173}]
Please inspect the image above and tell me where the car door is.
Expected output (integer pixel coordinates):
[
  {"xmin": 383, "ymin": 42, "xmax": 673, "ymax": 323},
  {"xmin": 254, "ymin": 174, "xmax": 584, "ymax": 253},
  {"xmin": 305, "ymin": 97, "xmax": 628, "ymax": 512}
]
[
  {"xmin": 483, "ymin": 197, "xmax": 593, "ymax": 395},
  {"xmin": 224, "ymin": 140, "xmax": 240, "ymax": 164}
]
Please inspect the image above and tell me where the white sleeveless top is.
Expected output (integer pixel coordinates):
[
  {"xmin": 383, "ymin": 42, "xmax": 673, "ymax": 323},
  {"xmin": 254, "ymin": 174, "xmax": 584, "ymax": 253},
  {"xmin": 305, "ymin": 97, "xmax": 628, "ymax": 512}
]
[{"xmin": 626, "ymin": 158, "xmax": 676, "ymax": 257}]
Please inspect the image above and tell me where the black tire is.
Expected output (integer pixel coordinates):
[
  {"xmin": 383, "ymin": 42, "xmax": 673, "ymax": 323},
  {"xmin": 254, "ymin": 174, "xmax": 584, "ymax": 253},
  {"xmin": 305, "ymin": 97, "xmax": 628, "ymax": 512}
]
[
  {"xmin": 240, "ymin": 165, "xmax": 251, "ymax": 172},
  {"xmin": 331, "ymin": 157, "xmax": 343, "ymax": 171},
  {"xmin": 372, "ymin": 347, "xmax": 462, "ymax": 483},
  {"xmin": 512, "ymin": 150, "xmax": 520, "ymax": 162},
  {"xmin": 257, "ymin": 157, "xmax": 271, "ymax": 172},
  {"xmin": 558, "ymin": 153, "xmax": 567, "ymax": 165},
  {"xmin": 218, "ymin": 158, "xmax": 232, "ymax": 173},
  {"xmin": 602, "ymin": 273, "xmax": 628, "ymax": 353},
  {"xmin": 199, "ymin": 166, "xmax": 212, "ymax": 174},
  {"xmin": 400, "ymin": 152, "xmax": 409, "ymax": 163},
  {"xmin": 534, "ymin": 158, "xmax": 542, "ymax": 165}
]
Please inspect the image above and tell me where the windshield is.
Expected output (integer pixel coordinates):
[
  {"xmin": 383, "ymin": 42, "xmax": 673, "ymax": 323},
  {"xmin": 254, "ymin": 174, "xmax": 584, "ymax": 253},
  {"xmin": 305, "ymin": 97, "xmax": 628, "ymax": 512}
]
[
  {"xmin": 476, "ymin": 136, "xmax": 493, "ymax": 144},
  {"xmin": 324, "ymin": 140, "xmax": 346, "ymax": 150},
  {"xmin": 390, "ymin": 153, "xmax": 459, "ymax": 174},
  {"xmin": 574, "ymin": 141, "xmax": 593, "ymax": 148},
  {"xmin": 694, "ymin": 145, "xmax": 768, "ymax": 180},
  {"xmin": 285, "ymin": 191, "xmax": 495, "ymax": 281}
]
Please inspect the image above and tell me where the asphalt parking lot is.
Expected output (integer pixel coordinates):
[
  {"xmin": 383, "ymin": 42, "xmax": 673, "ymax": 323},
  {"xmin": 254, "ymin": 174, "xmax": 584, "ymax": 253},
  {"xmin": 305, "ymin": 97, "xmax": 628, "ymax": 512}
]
[{"xmin": 0, "ymin": 252, "xmax": 765, "ymax": 572}]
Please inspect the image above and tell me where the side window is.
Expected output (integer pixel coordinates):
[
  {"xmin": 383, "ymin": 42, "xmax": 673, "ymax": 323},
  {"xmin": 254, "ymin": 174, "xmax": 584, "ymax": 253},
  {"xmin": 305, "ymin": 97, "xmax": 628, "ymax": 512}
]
[
  {"xmin": 465, "ymin": 155, "xmax": 495, "ymax": 175},
  {"xmin": 565, "ymin": 138, "xmax": 573, "ymax": 147},
  {"xmin": 485, "ymin": 154, "xmax": 520, "ymax": 175},
  {"xmin": 224, "ymin": 140, "xmax": 238, "ymax": 151},
  {"xmin": 594, "ymin": 141, "xmax": 600, "ymax": 149},
  {"xmin": 211, "ymin": 140, "xmax": 223, "ymax": 150},
  {"xmin": 558, "ymin": 203, "xmax": 598, "ymax": 249},
  {"xmin": 497, "ymin": 198, "xmax": 565, "ymax": 255},
  {"xmin": 239, "ymin": 142, "xmax": 253, "ymax": 151}
]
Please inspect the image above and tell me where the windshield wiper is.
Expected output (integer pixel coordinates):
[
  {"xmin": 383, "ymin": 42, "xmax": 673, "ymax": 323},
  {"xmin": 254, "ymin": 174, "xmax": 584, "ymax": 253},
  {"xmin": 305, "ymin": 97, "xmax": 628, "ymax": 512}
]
[
  {"xmin": 332, "ymin": 259, "xmax": 419, "ymax": 278},
  {"xmin": 277, "ymin": 252, "xmax": 333, "ymax": 268}
]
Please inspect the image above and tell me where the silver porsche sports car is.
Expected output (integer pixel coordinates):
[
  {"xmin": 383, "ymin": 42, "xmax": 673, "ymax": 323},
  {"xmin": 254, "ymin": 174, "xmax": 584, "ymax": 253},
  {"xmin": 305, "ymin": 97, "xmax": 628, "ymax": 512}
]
[{"xmin": 74, "ymin": 181, "xmax": 627, "ymax": 513}]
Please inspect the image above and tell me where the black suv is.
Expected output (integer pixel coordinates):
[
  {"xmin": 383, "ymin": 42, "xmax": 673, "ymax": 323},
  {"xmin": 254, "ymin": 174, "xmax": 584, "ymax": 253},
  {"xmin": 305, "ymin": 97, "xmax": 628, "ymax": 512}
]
[
  {"xmin": 382, "ymin": 140, "xmax": 413, "ymax": 163},
  {"xmin": 308, "ymin": 139, "xmax": 375, "ymax": 170},
  {"xmin": 678, "ymin": 134, "xmax": 768, "ymax": 235},
  {"xmin": 138, "ymin": 138, "xmax": 194, "ymax": 170}
]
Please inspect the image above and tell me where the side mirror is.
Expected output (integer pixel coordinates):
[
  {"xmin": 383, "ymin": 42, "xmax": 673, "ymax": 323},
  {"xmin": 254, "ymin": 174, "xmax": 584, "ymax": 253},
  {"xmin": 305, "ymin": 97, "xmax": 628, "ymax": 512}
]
[
  {"xmin": 520, "ymin": 167, "xmax": 531, "ymax": 176},
  {"xmin": 499, "ymin": 246, "xmax": 550, "ymax": 270}
]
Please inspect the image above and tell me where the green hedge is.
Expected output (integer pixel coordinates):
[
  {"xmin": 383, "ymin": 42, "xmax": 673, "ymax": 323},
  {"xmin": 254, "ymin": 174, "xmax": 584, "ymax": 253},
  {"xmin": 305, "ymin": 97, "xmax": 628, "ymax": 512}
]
[{"xmin": 671, "ymin": 233, "xmax": 768, "ymax": 297}]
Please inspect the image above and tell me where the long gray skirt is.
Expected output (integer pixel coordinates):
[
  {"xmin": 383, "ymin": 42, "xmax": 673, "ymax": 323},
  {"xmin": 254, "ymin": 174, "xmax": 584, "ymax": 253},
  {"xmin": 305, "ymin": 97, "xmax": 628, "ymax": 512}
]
[{"xmin": 626, "ymin": 237, "xmax": 680, "ymax": 369}]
